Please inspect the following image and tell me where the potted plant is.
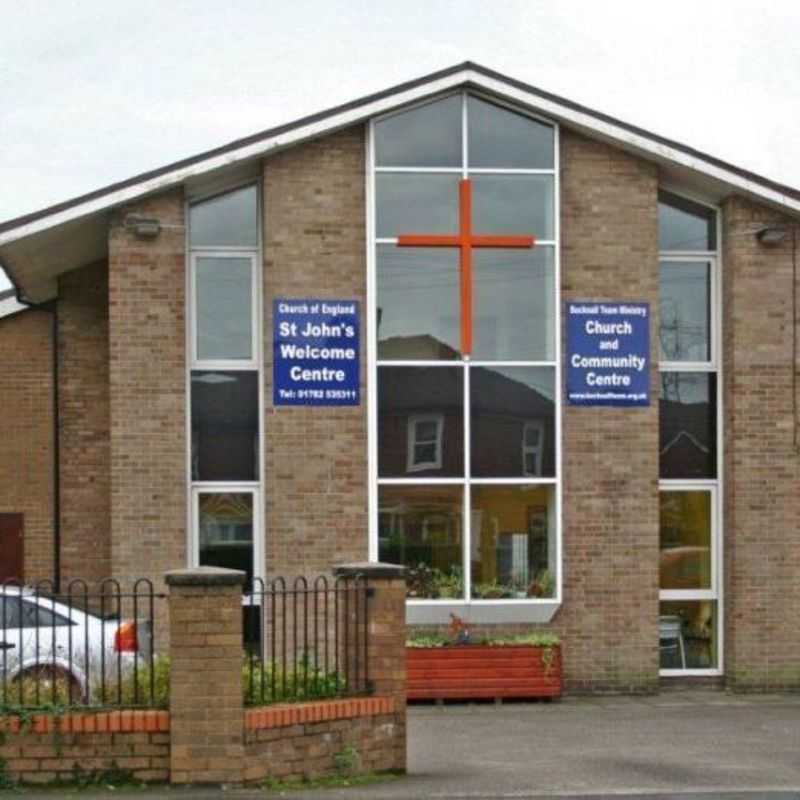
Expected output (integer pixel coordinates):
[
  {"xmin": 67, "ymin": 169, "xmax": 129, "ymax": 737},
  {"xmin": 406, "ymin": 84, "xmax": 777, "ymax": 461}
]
[{"xmin": 406, "ymin": 614, "xmax": 562, "ymax": 701}]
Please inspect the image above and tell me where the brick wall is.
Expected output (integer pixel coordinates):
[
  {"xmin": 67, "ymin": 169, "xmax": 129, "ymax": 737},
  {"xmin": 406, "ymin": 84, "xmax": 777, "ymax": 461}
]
[
  {"xmin": 108, "ymin": 190, "xmax": 187, "ymax": 587},
  {"xmin": 263, "ymin": 127, "xmax": 368, "ymax": 577},
  {"xmin": 0, "ymin": 712, "xmax": 169, "ymax": 785},
  {"xmin": 0, "ymin": 309, "xmax": 54, "ymax": 581},
  {"xmin": 722, "ymin": 195, "xmax": 800, "ymax": 689},
  {"xmin": 555, "ymin": 130, "xmax": 661, "ymax": 691},
  {"xmin": 57, "ymin": 261, "xmax": 111, "ymax": 585},
  {"xmin": 244, "ymin": 705, "xmax": 400, "ymax": 784}
]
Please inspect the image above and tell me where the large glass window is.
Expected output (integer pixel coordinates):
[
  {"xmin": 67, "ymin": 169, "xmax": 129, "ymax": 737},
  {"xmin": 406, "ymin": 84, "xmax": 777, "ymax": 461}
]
[
  {"xmin": 194, "ymin": 256, "xmax": 255, "ymax": 361},
  {"xmin": 188, "ymin": 184, "xmax": 261, "ymax": 588},
  {"xmin": 189, "ymin": 184, "xmax": 259, "ymax": 249},
  {"xmin": 372, "ymin": 93, "xmax": 559, "ymax": 605},
  {"xmin": 471, "ymin": 485, "xmax": 556, "ymax": 599},
  {"xmin": 191, "ymin": 371, "xmax": 259, "ymax": 481},
  {"xmin": 659, "ymin": 373, "xmax": 716, "ymax": 479},
  {"xmin": 470, "ymin": 367, "xmax": 555, "ymax": 478},
  {"xmin": 659, "ymin": 260, "xmax": 711, "ymax": 362},
  {"xmin": 658, "ymin": 192, "xmax": 720, "ymax": 673},
  {"xmin": 472, "ymin": 248, "xmax": 555, "ymax": 361},
  {"xmin": 197, "ymin": 491, "xmax": 254, "ymax": 582},
  {"xmin": 658, "ymin": 191, "xmax": 716, "ymax": 252},
  {"xmin": 378, "ymin": 367, "xmax": 463, "ymax": 478}
]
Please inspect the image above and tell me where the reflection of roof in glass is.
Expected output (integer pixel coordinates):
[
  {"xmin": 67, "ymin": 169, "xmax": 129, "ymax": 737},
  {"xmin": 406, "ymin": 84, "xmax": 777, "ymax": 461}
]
[{"xmin": 380, "ymin": 356, "xmax": 554, "ymax": 418}]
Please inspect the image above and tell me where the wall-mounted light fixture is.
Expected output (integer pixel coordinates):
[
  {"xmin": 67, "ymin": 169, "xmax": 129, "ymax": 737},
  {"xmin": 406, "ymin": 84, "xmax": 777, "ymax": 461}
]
[
  {"xmin": 124, "ymin": 214, "xmax": 162, "ymax": 239},
  {"xmin": 755, "ymin": 225, "xmax": 788, "ymax": 245}
]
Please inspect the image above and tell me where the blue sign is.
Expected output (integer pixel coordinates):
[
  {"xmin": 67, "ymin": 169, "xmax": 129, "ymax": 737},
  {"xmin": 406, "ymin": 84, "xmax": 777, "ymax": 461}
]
[
  {"xmin": 273, "ymin": 299, "xmax": 360, "ymax": 406},
  {"xmin": 567, "ymin": 301, "xmax": 650, "ymax": 406}
]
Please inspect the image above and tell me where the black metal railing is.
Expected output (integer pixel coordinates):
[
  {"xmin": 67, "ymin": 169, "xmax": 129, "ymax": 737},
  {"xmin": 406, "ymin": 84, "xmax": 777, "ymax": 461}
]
[
  {"xmin": 0, "ymin": 578, "xmax": 165, "ymax": 710},
  {"xmin": 243, "ymin": 575, "xmax": 371, "ymax": 706}
]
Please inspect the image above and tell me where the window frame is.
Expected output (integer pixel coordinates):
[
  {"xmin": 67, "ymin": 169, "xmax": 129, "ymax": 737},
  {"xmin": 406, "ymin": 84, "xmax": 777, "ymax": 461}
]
[
  {"xmin": 658, "ymin": 255, "xmax": 717, "ymax": 371},
  {"xmin": 522, "ymin": 420, "xmax": 545, "ymax": 477},
  {"xmin": 185, "ymin": 179, "xmax": 264, "ymax": 598},
  {"xmin": 406, "ymin": 413, "xmax": 444, "ymax": 473},
  {"xmin": 189, "ymin": 251, "xmax": 260, "ymax": 370},
  {"xmin": 657, "ymin": 188, "xmax": 723, "ymax": 676},
  {"xmin": 367, "ymin": 91, "xmax": 562, "ymax": 623},
  {"xmin": 190, "ymin": 485, "xmax": 260, "ymax": 584}
]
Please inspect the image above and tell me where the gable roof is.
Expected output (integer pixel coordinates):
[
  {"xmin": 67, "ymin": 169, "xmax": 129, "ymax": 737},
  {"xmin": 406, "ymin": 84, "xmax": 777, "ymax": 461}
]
[{"xmin": 2, "ymin": 61, "xmax": 799, "ymax": 301}]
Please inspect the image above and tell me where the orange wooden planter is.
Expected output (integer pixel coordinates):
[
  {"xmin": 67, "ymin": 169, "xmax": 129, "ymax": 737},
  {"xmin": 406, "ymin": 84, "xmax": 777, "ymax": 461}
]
[{"xmin": 407, "ymin": 644, "xmax": 562, "ymax": 701}]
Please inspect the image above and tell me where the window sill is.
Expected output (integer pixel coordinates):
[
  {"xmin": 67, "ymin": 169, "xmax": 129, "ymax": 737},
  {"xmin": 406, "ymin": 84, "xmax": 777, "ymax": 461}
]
[{"xmin": 406, "ymin": 600, "xmax": 560, "ymax": 624}]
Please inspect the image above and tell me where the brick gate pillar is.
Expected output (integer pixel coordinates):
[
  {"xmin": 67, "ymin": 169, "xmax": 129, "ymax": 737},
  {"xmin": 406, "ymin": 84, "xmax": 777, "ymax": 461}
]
[
  {"xmin": 333, "ymin": 562, "xmax": 407, "ymax": 773},
  {"xmin": 165, "ymin": 566, "xmax": 246, "ymax": 785}
]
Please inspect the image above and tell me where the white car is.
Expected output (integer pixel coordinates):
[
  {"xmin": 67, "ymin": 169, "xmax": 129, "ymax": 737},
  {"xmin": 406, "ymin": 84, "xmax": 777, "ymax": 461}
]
[{"xmin": 0, "ymin": 585, "xmax": 153, "ymax": 704}]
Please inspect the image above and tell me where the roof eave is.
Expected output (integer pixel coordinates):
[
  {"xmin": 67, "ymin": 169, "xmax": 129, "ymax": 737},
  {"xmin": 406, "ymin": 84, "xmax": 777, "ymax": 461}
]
[{"xmin": 1, "ymin": 61, "xmax": 799, "ymax": 294}]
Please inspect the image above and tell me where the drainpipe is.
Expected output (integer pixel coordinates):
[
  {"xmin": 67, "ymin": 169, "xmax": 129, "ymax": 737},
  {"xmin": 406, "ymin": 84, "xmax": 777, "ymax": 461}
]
[{"xmin": 14, "ymin": 287, "xmax": 61, "ymax": 592}]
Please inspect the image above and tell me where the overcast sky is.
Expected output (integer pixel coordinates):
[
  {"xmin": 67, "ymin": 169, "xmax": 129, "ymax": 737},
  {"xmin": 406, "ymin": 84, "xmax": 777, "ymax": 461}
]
[{"xmin": 1, "ymin": 0, "xmax": 799, "ymax": 292}]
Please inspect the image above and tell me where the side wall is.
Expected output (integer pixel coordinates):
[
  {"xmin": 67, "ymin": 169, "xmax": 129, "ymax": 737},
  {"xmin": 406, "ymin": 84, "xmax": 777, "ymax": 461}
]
[
  {"xmin": 555, "ymin": 130, "xmax": 661, "ymax": 691},
  {"xmin": 0, "ymin": 310, "xmax": 54, "ymax": 581},
  {"xmin": 58, "ymin": 261, "xmax": 111, "ymax": 585},
  {"xmin": 263, "ymin": 127, "xmax": 369, "ymax": 576},
  {"xmin": 108, "ymin": 190, "xmax": 187, "ymax": 586},
  {"xmin": 722, "ymin": 195, "xmax": 800, "ymax": 689}
]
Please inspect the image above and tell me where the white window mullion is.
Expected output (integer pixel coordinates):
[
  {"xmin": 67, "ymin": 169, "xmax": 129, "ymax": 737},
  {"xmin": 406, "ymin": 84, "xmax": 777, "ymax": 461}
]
[{"xmin": 463, "ymin": 362, "xmax": 471, "ymax": 601}]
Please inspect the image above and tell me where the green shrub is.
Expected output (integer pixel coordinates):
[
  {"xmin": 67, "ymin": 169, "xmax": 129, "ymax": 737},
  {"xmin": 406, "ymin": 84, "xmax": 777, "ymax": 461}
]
[
  {"xmin": 243, "ymin": 657, "xmax": 345, "ymax": 706},
  {"xmin": 407, "ymin": 631, "xmax": 560, "ymax": 647},
  {"xmin": 92, "ymin": 655, "xmax": 170, "ymax": 708}
]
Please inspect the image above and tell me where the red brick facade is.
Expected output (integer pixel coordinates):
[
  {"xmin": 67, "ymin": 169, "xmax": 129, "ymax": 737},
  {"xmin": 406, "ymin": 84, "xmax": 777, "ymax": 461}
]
[
  {"xmin": 263, "ymin": 128, "xmax": 369, "ymax": 576},
  {"xmin": 0, "ymin": 308, "xmax": 54, "ymax": 582},
  {"xmin": 2, "ymin": 113, "xmax": 798, "ymax": 693},
  {"xmin": 556, "ymin": 131, "xmax": 661, "ymax": 690},
  {"xmin": 722, "ymin": 196, "xmax": 800, "ymax": 689},
  {"xmin": 57, "ymin": 261, "xmax": 111, "ymax": 585},
  {"xmin": 108, "ymin": 190, "xmax": 187, "ymax": 588}
]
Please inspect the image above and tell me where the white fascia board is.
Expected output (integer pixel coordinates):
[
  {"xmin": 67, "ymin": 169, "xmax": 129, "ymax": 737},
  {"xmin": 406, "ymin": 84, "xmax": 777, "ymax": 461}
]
[{"xmin": 2, "ymin": 66, "xmax": 799, "ymax": 249}]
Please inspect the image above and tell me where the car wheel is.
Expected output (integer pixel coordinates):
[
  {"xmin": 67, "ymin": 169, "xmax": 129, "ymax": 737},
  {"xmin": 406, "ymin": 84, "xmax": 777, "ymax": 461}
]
[{"xmin": 12, "ymin": 665, "xmax": 85, "ymax": 705}]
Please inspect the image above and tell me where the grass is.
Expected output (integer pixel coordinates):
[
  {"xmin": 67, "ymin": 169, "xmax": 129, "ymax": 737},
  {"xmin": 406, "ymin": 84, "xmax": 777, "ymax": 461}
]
[{"xmin": 262, "ymin": 771, "xmax": 404, "ymax": 793}]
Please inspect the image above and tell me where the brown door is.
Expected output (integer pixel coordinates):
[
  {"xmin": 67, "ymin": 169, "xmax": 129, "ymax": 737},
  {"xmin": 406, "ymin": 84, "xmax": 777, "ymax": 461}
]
[{"xmin": 0, "ymin": 514, "xmax": 23, "ymax": 582}]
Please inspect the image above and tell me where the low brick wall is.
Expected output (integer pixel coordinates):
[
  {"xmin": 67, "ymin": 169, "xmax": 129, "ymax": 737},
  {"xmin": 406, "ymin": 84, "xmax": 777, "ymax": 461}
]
[
  {"xmin": 0, "ymin": 710, "xmax": 170, "ymax": 785},
  {"xmin": 0, "ymin": 700, "xmax": 400, "ymax": 785},
  {"xmin": 243, "ymin": 697, "xmax": 401, "ymax": 784}
]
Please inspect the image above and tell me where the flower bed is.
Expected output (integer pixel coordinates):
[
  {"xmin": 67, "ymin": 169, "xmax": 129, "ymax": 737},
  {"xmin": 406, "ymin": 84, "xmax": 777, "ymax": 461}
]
[{"xmin": 406, "ymin": 630, "xmax": 562, "ymax": 701}]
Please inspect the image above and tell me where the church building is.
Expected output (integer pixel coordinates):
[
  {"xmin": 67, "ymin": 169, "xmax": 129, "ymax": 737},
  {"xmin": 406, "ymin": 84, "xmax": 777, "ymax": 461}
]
[{"xmin": 1, "ymin": 63, "xmax": 798, "ymax": 691}]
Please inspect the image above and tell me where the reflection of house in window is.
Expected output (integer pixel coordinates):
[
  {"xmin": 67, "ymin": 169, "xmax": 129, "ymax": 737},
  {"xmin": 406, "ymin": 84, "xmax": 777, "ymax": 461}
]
[
  {"xmin": 659, "ymin": 379, "xmax": 716, "ymax": 479},
  {"xmin": 522, "ymin": 421, "xmax": 544, "ymax": 476},
  {"xmin": 407, "ymin": 414, "xmax": 444, "ymax": 472}
]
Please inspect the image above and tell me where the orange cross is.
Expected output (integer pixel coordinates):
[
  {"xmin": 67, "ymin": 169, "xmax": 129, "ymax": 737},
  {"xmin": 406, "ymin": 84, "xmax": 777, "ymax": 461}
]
[{"xmin": 397, "ymin": 178, "xmax": 536, "ymax": 356}]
